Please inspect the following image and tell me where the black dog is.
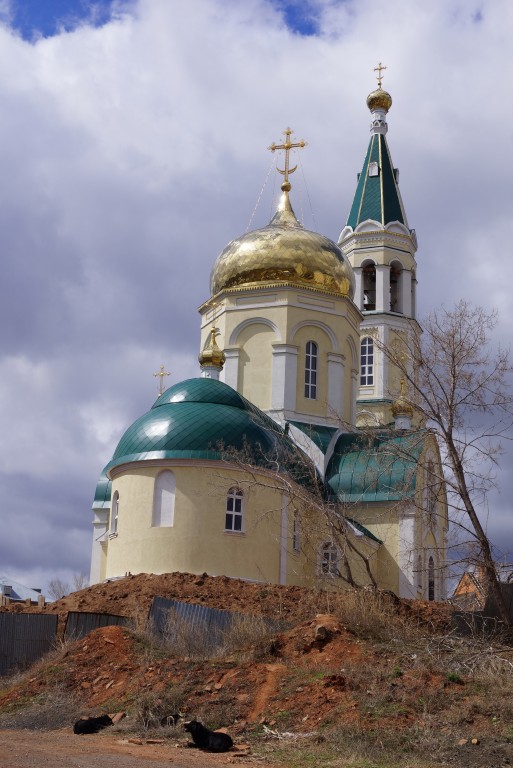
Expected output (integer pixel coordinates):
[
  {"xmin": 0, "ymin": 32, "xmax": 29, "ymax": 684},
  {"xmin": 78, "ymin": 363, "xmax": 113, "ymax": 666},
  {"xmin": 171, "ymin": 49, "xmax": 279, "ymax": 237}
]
[
  {"xmin": 184, "ymin": 720, "xmax": 233, "ymax": 752},
  {"xmin": 73, "ymin": 714, "xmax": 113, "ymax": 734}
]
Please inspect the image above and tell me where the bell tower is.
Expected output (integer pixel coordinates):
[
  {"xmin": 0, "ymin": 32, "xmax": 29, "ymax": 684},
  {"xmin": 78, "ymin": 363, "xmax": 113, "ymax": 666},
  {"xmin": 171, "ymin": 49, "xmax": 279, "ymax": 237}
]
[{"xmin": 338, "ymin": 64, "xmax": 420, "ymax": 427}]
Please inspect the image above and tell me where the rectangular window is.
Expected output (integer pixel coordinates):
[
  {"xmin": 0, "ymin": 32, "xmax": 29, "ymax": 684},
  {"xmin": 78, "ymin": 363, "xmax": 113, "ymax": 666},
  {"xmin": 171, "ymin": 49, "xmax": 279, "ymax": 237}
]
[
  {"xmin": 360, "ymin": 337, "xmax": 374, "ymax": 386},
  {"xmin": 305, "ymin": 341, "xmax": 318, "ymax": 399},
  {"xmin": 225, "ymin": 489, "xmax": 243, "ymax": 532}
]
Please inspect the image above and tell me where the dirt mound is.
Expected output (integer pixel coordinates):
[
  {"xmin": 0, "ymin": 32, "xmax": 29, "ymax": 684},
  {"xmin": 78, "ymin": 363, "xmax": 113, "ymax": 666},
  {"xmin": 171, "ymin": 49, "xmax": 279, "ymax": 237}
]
[
  {"xmin": 1, "ymin": 585, "xmax": 511, "ymax": 768},
  {"xmin": 2, "ymin": 571, "xmax": 453, "ymax": 636}
]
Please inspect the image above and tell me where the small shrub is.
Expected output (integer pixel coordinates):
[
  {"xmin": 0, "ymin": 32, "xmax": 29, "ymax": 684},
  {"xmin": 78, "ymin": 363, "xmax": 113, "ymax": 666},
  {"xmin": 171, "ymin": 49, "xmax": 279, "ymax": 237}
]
[
  {"xmin": 221, "ymin": 614, "xmax": 278, "ymax": 661},
  {"xmin": 131, "ymin": 686, "xmax": 186, "ymax": 731}
]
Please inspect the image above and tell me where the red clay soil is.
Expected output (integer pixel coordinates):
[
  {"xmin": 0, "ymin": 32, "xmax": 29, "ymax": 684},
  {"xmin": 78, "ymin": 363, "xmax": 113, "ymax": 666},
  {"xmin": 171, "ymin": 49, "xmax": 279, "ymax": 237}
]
[
  {"xmin": 0, "ymin": 570, "xmax": 454, "ymax": 635},
  {"xmin": 6, "ymin": 573, "xmax": 502, "ymax": 768}
]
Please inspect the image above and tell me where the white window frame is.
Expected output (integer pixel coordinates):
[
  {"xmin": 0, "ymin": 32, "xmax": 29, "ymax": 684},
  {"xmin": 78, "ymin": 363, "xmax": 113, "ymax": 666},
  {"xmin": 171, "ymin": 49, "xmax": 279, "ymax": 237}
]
[
  {"xmin": 110, "ymin": 492, "xmax": 119, "ymax": 537},
  {"xmin": 304, "ymin": 341, "xmax": 318, "ymax": 400},
  {"xmin": 225, "ymin": 488, "xmax": 244, "ymax": 533},
  {"xmin": 360, "ymin": 337, "xmax": 374, "ymax": 386},
  {"xmin": 320, "ymin": 541, "xmax": 339, "ymax": 576}
]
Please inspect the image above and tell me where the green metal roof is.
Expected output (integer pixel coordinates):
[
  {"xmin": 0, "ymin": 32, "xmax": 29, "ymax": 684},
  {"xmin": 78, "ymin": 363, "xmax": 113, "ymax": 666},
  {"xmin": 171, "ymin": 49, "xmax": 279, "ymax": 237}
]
[
  {"xmin": 93, "ymin": 472, "xmax": 112, "ymax": 508},
  {"xmin": 346, "ymin": 134, "xmax": 407, "ymax": 229},
  {"xmin": 326, "ymin": 430, "xmax": 427, "ymax": 503},
  {"xmin": 288, "ymin": 421, "xmax": 338, "ymax": 453},
  {"xmin": 97, "ymin": 378, "xmax": 317, "ymax": 493}
]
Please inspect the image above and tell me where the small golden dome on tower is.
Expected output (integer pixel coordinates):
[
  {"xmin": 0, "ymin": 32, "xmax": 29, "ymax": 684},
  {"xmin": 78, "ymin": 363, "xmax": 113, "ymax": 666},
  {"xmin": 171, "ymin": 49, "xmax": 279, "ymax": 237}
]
[
  {"xmin": 199, "ymin": 326, "xmax": 226, "ymax": 369},
  {"xmin": 367, "ymin": 87, "xmax": 392, "ymax": 113},
  {"xmin": 391, "ymin": 380, "xmax": 414, "ymax": 419}
]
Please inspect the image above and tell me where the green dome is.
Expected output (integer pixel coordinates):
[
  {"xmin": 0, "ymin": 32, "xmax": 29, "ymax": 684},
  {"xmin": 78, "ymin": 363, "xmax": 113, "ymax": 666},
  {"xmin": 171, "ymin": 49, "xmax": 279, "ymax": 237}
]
[{"xmin": 101, "ymin": 378, "xmax": 315, "ymax": 487}]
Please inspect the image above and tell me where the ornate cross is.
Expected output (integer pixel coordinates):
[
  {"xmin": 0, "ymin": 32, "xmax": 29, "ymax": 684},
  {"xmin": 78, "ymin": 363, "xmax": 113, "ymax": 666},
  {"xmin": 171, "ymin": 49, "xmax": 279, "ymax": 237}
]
[
  {"xmin": 153, "ymin": 364, "xmax": 170, "ymax": 396},
  {"xmin": 374, "ymin": 61, "xmax": 387, "ymax": 88},
  {"xmin": 268, "ymin": 128, "xmax": 307, "ymax": 183}
]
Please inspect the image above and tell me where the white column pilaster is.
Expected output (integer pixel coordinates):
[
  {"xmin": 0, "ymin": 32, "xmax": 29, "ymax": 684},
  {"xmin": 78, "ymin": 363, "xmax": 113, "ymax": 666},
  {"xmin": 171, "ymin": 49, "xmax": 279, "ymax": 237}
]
[
  {"xmin": 375, "ymin": 264, "xmax": 390, "ymax": 312},
  {"xmin": 222, "ymin": 348, "xmax": 239, "ymax": 390},
  {"xmin": 327, "ymin": 352, "xmax": 345, "ymax": 422},
  {"xmin": 90, "ymin": 509, "xmax": 109, "ymax": 585},
  {"xmin": 401, "ymin": 270, "xmax": 412, "ymax": 317},
  {"xmin": 397, "ymin": 507, "xmax": 417, "ymax": 598},
  {"xmin": 271, "ymin": 344, "xmax": 298, "ymax": 412},
  {"xmin": 353, "ymin": 268, "xmax": 363, "ymax": 311}
]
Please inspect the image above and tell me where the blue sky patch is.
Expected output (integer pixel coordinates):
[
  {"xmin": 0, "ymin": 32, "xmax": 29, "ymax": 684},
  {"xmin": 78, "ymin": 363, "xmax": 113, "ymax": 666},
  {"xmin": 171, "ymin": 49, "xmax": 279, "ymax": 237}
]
[
  {"xmin": 272, "ymin": 0, "xmax": 321, "ymax": 36},
  {"xmin": 5, "ymin": 0, "xmax": 130, "ymax": 40}
]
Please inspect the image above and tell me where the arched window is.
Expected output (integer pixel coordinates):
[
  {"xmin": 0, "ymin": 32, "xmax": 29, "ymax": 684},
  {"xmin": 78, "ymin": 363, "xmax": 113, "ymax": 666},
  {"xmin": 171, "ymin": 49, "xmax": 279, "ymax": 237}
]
[
  {"xmin": 428, "ymin": 556, "xmax": 435, "ymax": 601},
  {"xmin": 360, "ymin": 337, "xmax": 374, "ymax": 386},
  {"xmin": 417, "ymin": 555, "xmax": 423, "ymax": 594},
  {"xmin": 225, "ymin": 488, "xmax": 244, "ymax": 532},
  {"xmin": 426, "ymin": 460, "xmax": 437, "ymax": 529},
  {"xmin": 152, "ymin": 470, "xmax": 176, "ymax": 527},
  {"xmin": 110, "ymin": 492, "xmax": 119, "ymax": 535},
  {"xmin": 320, "ymin": 542, "xmax": 339, "ymax": 576},
  {"xmin": 304, "ymin": 341, "xmax": 318, "ymax": 399},
  {"xmin": 292, "ymin": 512, "xmax": 301, "ymax": 552},
  {"xmin": 362, "ymin": 263, "xmax": 376, "ymax": 310},
  {"xmin": 390, "ymin": 263, "xmax": 403, "ymax": 313}
]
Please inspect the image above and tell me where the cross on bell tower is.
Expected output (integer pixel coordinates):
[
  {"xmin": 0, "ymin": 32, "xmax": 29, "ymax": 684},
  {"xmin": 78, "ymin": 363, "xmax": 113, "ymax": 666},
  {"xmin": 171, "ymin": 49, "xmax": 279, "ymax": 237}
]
[{"xmin": 374, "ymin": 61, "xmax": 387, "ymax": 88}]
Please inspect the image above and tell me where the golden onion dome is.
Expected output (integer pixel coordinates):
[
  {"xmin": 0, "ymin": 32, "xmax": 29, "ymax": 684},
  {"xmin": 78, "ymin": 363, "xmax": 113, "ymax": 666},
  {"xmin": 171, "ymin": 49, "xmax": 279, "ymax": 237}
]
[
  {"xmin": 391, "ymin": 380, "xmax": 414, "ymax": 419},
  {"xmin": 367, "ymin": 86, "xmax": 392, "ymax": 114},
  {"xmin": 210, "ymin": 186, "xmax": 354, "ymax": 298},
  {"xmin": 199, "ymin": 326, "xmax": 226, "ymax": 369}
]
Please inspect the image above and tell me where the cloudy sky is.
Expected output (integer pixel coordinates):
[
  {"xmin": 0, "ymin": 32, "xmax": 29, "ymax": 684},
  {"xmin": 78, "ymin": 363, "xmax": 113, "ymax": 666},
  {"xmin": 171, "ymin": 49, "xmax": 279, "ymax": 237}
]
[{"xmin": 0, "ymin": 0, "xmax": 511, "ymax": 596}]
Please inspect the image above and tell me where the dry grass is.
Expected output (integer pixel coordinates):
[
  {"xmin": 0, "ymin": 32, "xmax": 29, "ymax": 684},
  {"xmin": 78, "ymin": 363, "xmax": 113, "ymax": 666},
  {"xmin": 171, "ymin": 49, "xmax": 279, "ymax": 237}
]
[
  {"xmin": 329, "ymin": 588, "xmax": 423, "ymax": 644},
  {"xmin": 134, "ymin": 608, "xmax": 279, "ymax": 662},
  {"xmin": 0, "ymin": 685, "xmax": 79, "ymax": 730}
]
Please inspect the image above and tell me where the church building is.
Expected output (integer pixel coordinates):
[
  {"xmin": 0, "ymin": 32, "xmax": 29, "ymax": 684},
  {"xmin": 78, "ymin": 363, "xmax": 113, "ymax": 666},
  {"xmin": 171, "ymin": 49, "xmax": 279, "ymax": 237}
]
[{"xmin": 90, "ymin": 71, "xmax": 448, "ymax": 601}]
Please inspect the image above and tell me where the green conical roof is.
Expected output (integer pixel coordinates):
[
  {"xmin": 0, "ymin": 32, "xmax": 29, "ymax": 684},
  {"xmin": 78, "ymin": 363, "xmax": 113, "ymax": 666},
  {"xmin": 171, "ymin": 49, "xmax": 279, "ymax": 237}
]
[{"xmin": 346, "ymin": 133, "xmax": 408, "ymax": 229}]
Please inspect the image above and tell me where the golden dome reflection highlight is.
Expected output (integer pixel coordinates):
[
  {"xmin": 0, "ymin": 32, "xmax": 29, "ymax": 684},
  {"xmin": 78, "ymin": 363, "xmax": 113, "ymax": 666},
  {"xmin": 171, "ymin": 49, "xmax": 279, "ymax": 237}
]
[{"xmin": 210, "ymin": 188, "xmax": 354, "ymax": 298}]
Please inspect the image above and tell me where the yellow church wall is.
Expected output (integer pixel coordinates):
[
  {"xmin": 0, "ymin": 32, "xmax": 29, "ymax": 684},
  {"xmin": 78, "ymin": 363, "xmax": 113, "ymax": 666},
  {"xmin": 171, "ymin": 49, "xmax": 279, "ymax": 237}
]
[
  {"xmin": 103, "ymin": 462, "xmax": 301, "ymax": 585},
  {"xmin": 349, "ymin": 503, "xmax": 402, "ymax": 593},
  {"xmin": 293, "ymin": 323, "xmax": 331, "ymax": 418},
  {"xmin": 236, "ymin": 323, "xmax": 274, "ymax": 411},
  {"xmin": 199, "ymin": 286, "xmax": 361, "ymax": 425}
]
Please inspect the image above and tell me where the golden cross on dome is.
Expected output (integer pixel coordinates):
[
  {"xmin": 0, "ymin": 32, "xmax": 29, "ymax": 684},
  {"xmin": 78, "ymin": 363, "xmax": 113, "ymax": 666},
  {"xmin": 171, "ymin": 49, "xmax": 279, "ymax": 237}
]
[
  {"xmin": 153, "ymin": 364, "xmax": 170, "ymax": 396},
  {"xmin": 268, "ymin": 128, "xmax": 307, "ymax": 184},
  {"xmin": 374, "ymin": 61, "xmax": 387, "ymax": 88}
]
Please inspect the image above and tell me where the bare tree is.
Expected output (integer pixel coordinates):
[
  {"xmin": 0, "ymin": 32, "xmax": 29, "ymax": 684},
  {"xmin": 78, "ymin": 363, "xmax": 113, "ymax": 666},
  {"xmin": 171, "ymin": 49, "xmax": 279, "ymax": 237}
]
[
  {"xmin": 48, "ymin": 572, "xmax": 89, "ymax": 601},
  {"xmin": 72, "ymin": 572, "xmax": 89, "ymax": 591},
  {"xmin": 47, "ymin": 578, "xmax": 69, "ymax": 601},
  {"xmin": 384, "ymin": 300, "xmax": 513, "ymax": 626},
  {"xmin": 219, "ymin": 439, "xmax": 379, "ymax": 590}
]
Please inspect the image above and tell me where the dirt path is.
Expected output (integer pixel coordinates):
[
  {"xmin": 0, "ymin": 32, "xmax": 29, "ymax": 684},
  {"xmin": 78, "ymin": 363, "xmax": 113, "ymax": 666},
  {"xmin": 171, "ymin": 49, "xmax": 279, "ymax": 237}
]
[
  {"xmin": 0, "ymin": 729, "xmax": 281, "ymax": 768},
  {"xmin": 248, "ymin": 664, "xmax": 287, "ymax": 723}
]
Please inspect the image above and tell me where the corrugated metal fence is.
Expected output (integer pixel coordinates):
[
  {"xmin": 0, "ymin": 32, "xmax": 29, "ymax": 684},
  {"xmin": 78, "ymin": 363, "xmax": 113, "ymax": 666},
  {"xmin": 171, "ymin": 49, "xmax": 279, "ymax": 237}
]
[
  {"xmin": 0, "ymin": 597, "xmax": 288, "ymax": 676},
  {"xmin": 64, "ymin": 611, "xmax": 129, "ymax": 640},
  {"xmin": 149, "ymin": 596, "xmax": 287, "ymax": 655},
  {"xmin": 0, "ymin": 613, "xmax": 58, "ymax": 677}
]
